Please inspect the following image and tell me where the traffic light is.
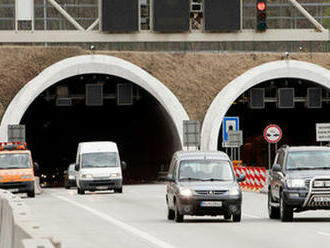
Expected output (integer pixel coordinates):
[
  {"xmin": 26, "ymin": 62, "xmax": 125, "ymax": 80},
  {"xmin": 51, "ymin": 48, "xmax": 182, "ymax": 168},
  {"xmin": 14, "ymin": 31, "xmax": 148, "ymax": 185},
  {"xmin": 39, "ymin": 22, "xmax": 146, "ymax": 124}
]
[{"xmin": 256, "ymin": 0, "xmax": 267, "ymax": 31}]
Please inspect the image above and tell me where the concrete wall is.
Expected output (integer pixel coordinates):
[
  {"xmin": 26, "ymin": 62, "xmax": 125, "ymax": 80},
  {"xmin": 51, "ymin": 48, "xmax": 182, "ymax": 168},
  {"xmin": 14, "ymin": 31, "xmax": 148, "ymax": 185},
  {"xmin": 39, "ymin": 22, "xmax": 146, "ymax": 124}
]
[{"xmin": 0, "ymin": 190, "xmax": 59, "ymax": 248}]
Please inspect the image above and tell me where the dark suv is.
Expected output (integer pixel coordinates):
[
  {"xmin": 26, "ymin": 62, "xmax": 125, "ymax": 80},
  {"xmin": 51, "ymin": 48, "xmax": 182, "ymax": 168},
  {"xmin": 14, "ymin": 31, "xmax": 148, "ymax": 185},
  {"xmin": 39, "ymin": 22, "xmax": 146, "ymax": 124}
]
[
  {"xmin": 268, "ymin": 145, "xmax": 330, "ymax": 222},
  {"xmin": 166, "ymin": 151, "xmax": 245, "ymax": 223}
]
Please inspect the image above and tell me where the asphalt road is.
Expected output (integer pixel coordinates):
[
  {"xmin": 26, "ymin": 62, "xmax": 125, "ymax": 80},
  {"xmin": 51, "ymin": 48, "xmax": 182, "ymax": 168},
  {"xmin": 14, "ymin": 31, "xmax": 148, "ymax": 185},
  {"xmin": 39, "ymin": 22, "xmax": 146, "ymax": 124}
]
[{"xmin": 24, "ymin": 185, "xmax": 330, "ymax": 248}]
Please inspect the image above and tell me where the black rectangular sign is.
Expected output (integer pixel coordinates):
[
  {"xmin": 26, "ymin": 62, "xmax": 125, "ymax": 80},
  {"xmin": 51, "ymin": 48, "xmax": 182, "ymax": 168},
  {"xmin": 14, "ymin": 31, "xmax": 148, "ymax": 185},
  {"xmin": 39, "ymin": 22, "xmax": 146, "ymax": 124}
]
[
  {"xmin": 102, "ymin": 0, "xmax": 139, "ymax": 32},
  {"xmin": 204, "ymin": 0, "xmax": 241, "ymax": 31},
  {"xmin": 153, "ymin": 0, "xmax": 190, "ymax": 32}
]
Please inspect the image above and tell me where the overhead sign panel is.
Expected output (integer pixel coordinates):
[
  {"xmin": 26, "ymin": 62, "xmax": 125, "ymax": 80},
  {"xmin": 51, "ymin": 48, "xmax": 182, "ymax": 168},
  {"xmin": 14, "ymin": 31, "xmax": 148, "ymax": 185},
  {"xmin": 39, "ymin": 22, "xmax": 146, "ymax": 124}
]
[
  {"xmin": 153, "ymin": 0, "xmax": 190, "ymax": 32},
  {"xmin": 316, "ymin": 123, "xmax": 330, "ymax": 142},
  {"xmin": 16, "ymin": 0, "xmax": 34, "ymax": 21},
  {"xmin": 102, "ymin": 0, "xmax": 139, "ymax": 32},
  {"xmin": 204, "ymin": 0, "xmax": 241, "ymax": 31}
]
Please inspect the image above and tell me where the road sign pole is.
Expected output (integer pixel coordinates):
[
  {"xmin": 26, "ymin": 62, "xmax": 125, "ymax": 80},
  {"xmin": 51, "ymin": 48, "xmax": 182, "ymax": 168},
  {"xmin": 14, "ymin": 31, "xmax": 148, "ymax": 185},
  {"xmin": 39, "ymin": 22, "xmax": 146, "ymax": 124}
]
[{"xmin": 268, "ymin": 143, "xmax": 271, "ymax": 170}]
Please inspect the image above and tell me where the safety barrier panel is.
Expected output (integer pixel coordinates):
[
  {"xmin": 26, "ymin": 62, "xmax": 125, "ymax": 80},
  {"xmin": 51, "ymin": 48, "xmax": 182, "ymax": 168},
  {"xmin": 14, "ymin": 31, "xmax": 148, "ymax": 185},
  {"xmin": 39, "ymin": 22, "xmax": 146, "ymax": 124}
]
[
  {"xmin": 0, "ymin": 190, "xmax": 60, "ymax": 248},
  {"xmin": 234, "ymin": 166, "xmax": 267, "ymax": 192}
]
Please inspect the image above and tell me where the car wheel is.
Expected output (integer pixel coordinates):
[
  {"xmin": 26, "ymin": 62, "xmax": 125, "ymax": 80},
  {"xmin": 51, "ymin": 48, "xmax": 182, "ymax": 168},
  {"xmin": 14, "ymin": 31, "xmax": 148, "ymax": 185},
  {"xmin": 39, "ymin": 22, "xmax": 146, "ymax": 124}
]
[
  {"xmin": 77, "ymin": 187, "xmax": 85, "ymax": 195},
  {"xmin": 232, "ymin": 212, "xmax": 241, "ymax": 222},
  {"xmin": 224, "ymin": 213, "xmax": 231, "ymax": 220},
  {"xmin": 115, "ymin": 187, "xmax": 123, "ymax": 193},
  {"xmin": 65, "ymin": 185, "xmax": 70, "ymax": 189},
  {"xmin": 167, "ymin": 207, "xmax": 175, "ymax": 220},
  {"xmin": 268, "ymin": 191, "xmax": 280, "ymax": 219},
  {"xmin": 280, "ymin": 193, "xmax": 293, "ymax": 222},
  {"xmin": 174, "ymin": 202, "xmax": 184, "ymax": 223},
  {"xmin": 27, "ymin": 190, "xmax": 35, "ymax": 198}
]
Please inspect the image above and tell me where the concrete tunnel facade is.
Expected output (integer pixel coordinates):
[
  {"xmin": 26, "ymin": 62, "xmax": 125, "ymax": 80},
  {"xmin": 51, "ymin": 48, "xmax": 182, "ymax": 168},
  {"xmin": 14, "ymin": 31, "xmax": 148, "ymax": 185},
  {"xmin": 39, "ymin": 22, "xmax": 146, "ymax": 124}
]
[{"xmin": 1, "ymin": 50, "xmax": 330, "ymax": 179}]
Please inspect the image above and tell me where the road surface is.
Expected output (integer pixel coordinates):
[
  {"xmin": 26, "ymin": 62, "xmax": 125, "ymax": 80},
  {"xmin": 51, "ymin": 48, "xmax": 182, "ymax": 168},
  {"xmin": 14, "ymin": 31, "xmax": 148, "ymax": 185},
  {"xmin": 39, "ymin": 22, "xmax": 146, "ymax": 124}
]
[{"xmin": 24, "ymin": 184, "xmax": 330, "ymax": 248}]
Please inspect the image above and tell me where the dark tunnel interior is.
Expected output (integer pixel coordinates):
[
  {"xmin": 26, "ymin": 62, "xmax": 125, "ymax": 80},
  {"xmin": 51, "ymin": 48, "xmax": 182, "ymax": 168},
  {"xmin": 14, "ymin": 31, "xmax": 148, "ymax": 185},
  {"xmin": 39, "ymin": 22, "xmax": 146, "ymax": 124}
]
[
  {"xmin": 20, "ymin": 74, "xmax": 181, "ymax": 186},
  {"xmin": 218, "ymin": 78, "xmax": 330, "ymax": 168}
]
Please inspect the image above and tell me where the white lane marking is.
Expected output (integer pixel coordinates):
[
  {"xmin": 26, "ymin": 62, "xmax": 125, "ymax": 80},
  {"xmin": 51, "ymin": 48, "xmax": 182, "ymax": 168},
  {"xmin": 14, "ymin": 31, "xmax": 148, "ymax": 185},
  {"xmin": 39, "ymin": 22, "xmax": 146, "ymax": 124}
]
[
  {"xmin": 52, "ymin": 194, "xmax": 176, "ymax": 248},
  {"xmin": 242, "ymin": 213, "xmax": 261, "ymax": 219},
  {"xmin": 317, "ymin": 231, "xmax": 330, "ymax": 238}
]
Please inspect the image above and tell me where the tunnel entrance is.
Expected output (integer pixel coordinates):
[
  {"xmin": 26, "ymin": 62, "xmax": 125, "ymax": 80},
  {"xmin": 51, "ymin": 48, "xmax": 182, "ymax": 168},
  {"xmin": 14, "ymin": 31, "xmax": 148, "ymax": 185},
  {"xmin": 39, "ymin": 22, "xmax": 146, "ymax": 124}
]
[
  {"xmin": 218, "ymin": 78, "xmax": 330, "ymax": 168},
  {"xmin": 20, "ymin": 74, "xmax": 181, "ymax": 186}
]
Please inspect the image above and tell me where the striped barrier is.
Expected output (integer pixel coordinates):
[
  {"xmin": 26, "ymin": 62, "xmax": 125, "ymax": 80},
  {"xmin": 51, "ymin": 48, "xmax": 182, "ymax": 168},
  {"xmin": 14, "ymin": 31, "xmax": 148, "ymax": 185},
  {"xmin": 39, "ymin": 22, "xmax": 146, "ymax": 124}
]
[{"xmin": 234, "ymin": 166, "xmax": 267, "ymax": 192}]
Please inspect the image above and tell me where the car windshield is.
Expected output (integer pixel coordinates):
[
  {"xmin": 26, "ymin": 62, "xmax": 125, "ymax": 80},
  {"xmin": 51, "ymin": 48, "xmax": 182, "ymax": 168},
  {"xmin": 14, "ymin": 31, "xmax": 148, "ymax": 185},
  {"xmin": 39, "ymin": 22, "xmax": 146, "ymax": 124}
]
[
  {"xmin": 0, "ymin": 153, "xmax": 31, "ymax": 169},
  {"xmin": 286, "ymin": 151, "xmax": 330, "ymax": 170},
  {"xmin": 179, "ymin": 160, "xmax": 234, "ymax": 181},
  {"xmin": 81, "ymin": 152, "xmax": 118, "ymax": 168}
]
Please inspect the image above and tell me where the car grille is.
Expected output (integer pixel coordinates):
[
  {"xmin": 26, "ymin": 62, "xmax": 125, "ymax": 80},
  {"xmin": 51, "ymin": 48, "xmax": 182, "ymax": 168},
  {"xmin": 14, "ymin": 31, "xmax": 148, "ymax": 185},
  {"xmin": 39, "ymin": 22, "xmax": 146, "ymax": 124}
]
[
  {"xmin": 308, "ymin": 195, "xmax": 330, "ymax": 207},
  {"xmin": 195, "ymin": 190, "xmax": 227, "ymax": 195}
]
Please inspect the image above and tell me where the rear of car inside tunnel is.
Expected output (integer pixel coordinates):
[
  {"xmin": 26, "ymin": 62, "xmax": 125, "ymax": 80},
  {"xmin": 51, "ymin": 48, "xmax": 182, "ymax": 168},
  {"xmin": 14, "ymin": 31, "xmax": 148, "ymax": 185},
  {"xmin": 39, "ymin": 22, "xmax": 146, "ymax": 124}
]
[
  {"xmin": 218, "ymin": 78, "xmax": 330, "ymax": 167},
  {"xmin": 20, "ymin": 74, "xmax": 181, "ymax": 186}
]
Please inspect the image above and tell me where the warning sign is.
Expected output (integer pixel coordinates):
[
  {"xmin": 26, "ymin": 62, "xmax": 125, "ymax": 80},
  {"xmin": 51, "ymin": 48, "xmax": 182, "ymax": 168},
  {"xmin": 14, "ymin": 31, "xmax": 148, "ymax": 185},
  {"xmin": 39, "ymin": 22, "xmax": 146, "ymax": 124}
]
[{"xmin": 316, "ymin": 123, "xmax": 330, "ymax": 142}]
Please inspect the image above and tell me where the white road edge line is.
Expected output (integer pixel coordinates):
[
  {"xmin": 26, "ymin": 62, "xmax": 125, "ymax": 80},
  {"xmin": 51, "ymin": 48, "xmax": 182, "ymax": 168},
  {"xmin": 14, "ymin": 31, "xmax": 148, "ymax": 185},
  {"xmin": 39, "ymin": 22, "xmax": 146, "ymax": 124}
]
[
  {"xmin": 52, "ymin": 194, "xmax": 177, "ymax": 248},
  {"xmin": 317, "ymin": 231, "xmax": 330, "ymax": 237}
]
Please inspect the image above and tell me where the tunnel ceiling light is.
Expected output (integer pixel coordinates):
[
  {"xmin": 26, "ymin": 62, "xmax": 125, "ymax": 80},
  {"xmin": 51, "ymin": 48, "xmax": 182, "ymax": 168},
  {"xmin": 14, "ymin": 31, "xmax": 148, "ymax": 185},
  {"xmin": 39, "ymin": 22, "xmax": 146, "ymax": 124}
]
[{"xmin": 56, "ymin": 97, "xmax": 72, "ymax": 107}]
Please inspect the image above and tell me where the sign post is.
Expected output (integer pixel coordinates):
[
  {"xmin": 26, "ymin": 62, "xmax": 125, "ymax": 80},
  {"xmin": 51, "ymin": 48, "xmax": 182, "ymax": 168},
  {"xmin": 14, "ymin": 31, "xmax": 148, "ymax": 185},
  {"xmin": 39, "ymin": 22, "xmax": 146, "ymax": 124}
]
[
  {"xmin": 222, "ymin": 117, "xmax": 241, "ymax": 160},
  {"xmin": 264, "ymin": 124, "xmax": 282, "ymax": 169}
]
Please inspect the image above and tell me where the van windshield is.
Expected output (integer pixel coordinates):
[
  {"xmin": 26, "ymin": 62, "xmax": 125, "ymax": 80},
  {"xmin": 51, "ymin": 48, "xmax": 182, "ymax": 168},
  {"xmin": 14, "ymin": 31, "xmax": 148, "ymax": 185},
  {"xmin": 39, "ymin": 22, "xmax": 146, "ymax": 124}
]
[
  {"xmin": 81, "ymin": 152, "xmax": 118, "ymax": 168},
  {"xmin": 0, "ymin": 153, "xmax": 31, "ymax": 169},
  {"xmin": 179, "ymin": 160, "xmax": 234, "ymax": 181}
]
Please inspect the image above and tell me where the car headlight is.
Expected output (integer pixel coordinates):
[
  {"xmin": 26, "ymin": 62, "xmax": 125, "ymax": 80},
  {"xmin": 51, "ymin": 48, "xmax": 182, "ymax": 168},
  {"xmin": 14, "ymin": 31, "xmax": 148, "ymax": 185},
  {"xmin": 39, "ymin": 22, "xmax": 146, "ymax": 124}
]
[
  {"xmin": 21, "ymin": 175, "xmax": 33, "ymax": 179},
  {"xmin": 68, "ymin": 175, "xmax": 75, "ymax": 180},
  {"xmin": 228, "ymin": 187, "xmax": 240, "ymax": 196},
  {"xmin": 81, "ymin": 174, "xmax": 93, "ymax": 179},
  {"xmin": 179, "ymin": 188, "xmax": 193, "ymax": 197},
  {"xmin": 286, "ymin": 179, "xmax": 305, "ymax": 189},
  {"xmin": 110, "ymin": 173, "xmax": 121, "ymax": 179}
]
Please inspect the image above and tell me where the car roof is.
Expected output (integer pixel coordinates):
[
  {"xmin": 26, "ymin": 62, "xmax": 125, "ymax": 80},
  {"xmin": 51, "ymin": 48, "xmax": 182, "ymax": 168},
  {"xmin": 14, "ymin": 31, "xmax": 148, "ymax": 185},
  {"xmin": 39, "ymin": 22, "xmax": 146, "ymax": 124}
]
[
  {"xmin": 78, "ymin": 141, "xmax": 118, "ymax": 154},
  {"xmin": 174, "ymin": 150, "xmax": 230, "ymax": 161},
  {"xmin": 285, "ymin": 146, "xmax": 330, "ymax": 152}
]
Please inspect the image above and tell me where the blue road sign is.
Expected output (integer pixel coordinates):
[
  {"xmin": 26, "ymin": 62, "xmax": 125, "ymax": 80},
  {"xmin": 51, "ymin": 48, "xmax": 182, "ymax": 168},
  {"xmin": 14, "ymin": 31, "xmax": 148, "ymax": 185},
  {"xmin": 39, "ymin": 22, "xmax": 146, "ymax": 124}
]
[{"xmin": 222, "ymin": 117, "xmax": 239, "ymax": 142}]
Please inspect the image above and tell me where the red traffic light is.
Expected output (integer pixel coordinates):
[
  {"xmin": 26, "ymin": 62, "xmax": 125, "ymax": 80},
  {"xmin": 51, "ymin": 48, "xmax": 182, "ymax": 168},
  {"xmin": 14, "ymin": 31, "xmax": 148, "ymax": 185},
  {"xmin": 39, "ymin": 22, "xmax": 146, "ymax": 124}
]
[{"xmin": 257, "ymin": 2, "xmax": 266, "ymax": 11}]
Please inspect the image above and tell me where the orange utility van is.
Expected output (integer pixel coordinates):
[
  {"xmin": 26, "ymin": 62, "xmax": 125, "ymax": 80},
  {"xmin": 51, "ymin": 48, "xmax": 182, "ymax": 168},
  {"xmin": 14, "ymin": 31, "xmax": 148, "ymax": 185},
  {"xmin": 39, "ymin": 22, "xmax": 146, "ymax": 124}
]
[{"xmin": 0, "ymin": 142, "xmax": 36, "ymax": 197}]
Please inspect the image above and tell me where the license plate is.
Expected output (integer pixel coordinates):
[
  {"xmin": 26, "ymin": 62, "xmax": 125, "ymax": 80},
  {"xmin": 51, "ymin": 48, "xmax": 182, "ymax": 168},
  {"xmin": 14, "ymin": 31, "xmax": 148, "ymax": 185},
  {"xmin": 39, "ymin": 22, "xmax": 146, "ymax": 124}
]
[
  {"xmin": 96, "ymin": 186, "xmax": 108, "ymax": 190},
  {"xmin": 200, "ymin": 201, "xmax": 222, "ymax": 207},
  {"xmin": 314, "ymin": 196, "xmax": 330, "ymax": 202},
  {"xmin": 8, "ymin": 188, "xmax": 19, "ymax": 193}
]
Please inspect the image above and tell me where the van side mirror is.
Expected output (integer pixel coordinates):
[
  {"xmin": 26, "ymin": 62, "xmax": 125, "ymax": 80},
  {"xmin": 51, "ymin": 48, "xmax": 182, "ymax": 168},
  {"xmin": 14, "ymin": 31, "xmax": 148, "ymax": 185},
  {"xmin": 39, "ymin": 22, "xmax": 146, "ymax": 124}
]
[
  {"xmin": 74, "ymin": 164, "xmax": 79, "ymax": 171},
  {"xmin": 237, "ymin": 174, "xmax": 245, "ymax": 182},
  {"xmin": 33, "ymin": 162, "xmax": 39, "ymax": 171},
  {"xmin": 272, "ymin": 164, "xmax": 281, "ymax": 172},
  {"xmin": 121, "ymin": 161, "xmax": 127, "ymax": 170},
  {"xmin": 167, "ymin": 175, "xmax": 175, "ymax": 182}
]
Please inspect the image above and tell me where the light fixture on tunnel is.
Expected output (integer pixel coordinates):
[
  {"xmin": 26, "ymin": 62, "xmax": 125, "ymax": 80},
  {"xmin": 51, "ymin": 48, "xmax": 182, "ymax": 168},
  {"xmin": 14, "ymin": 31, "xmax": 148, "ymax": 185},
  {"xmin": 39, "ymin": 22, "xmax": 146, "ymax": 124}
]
[
  {"xmin": 56, "ymin": 97, "xmax": 72, "ymax": 107},
  {"xmin": 117, "ymin": 83, "xmax": 133, "ymax": 106},
  {"xmin": 249, "ymin": 88, "xmax": 265, "ymax": 109},
  {"xmin": 86, "ymin": 84, "xmax": 103, "ymax": 106},
  {"xmin": 306, "ymin": 88, "xmax": 322, "ymax": 109},
  {"xmin": 277, "ymin": 88, "xmax": 295, "ymax": 109}
]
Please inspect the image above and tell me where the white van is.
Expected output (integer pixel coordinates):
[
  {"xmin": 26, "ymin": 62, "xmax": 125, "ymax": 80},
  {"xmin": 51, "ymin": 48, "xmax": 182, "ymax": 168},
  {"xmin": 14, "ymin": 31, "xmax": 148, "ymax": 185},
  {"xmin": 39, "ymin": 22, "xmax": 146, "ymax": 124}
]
[{"xmin": 74, "ymin": 141, "xmax": 126, "ymax": 194}]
